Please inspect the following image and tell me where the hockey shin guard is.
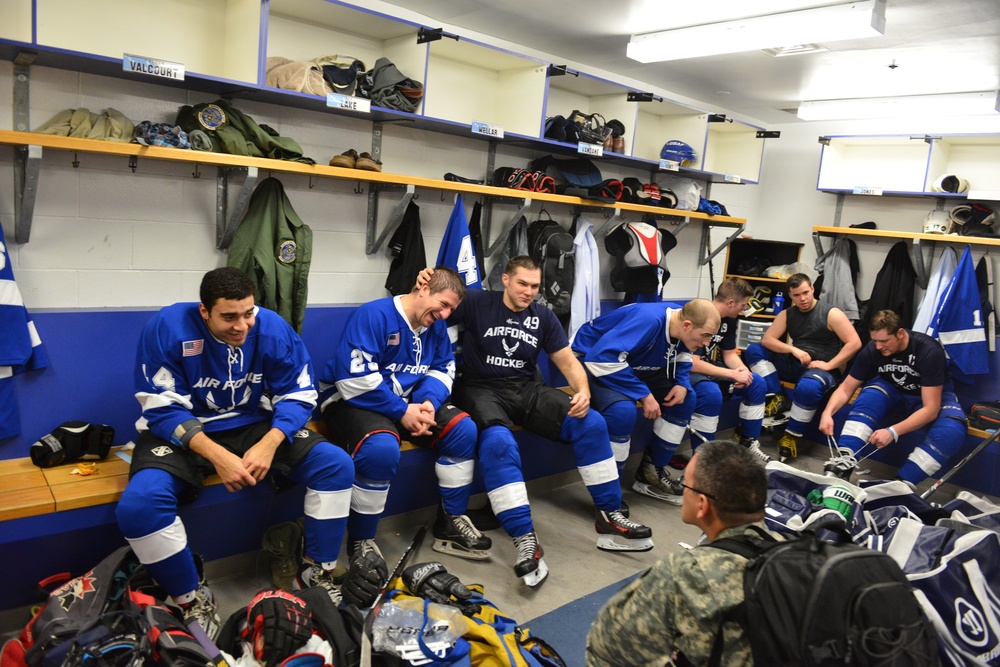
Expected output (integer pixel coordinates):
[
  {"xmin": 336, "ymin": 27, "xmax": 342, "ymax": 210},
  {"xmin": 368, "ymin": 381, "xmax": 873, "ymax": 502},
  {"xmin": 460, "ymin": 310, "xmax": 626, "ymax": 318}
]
[
  {"xmin": 480, "ymin": 425, "xmax": 532, "ymax": 537},
  {"xmin": 116, "ymin": 468, "xmax": 198, "ymax": 598},
  {"xmin": 289, "ymin": 441, "xmax": 353, "ymax": 565},
  {"xmin": 561, "ymin": 411, "xmax": 621, "ymax": 512}
]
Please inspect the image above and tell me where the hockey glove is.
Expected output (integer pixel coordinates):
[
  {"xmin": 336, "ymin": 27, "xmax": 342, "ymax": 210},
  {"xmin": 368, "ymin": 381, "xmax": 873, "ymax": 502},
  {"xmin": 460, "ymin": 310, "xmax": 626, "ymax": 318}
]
[
  {"xmin": 341, "ymin": 551, "xmax": 388, "ymax": 608},
  {"xmin": 243, "ymin": 589, "xmax": 313, "ymax": 667},
  {"xmin": 402, "ymin": 562, "xmax": 473, "ymax": 606}
]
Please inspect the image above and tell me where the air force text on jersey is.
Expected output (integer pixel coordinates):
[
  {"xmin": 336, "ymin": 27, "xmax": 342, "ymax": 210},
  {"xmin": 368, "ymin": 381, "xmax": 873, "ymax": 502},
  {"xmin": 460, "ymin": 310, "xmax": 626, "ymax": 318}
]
[{"xmin": 484, "ymin": 325, "xmax": 539, "ymax": 369}]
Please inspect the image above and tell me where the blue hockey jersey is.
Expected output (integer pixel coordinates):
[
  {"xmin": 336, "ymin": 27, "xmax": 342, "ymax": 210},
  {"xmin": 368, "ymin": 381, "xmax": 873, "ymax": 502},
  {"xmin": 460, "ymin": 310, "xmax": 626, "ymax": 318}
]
[
  {"xmin": 0, "ymin": 225, "xmax": 49, "ymax": 440},
  {"xmin": 449, "ymin": 289, "xmax": 568, "ymax": 380},
  {"xmin": 929, "ymin": 245, "xmax": 988, "ymax": 381},
  {"xmin": 436, "ymin": 196, "xmax": 482, "ymax": 289},
  {"xmin": 135, "ymin": 303, "xmax": 317, "ymax": 443},
  {"xmin": 571, "ymin": 303, "xmax": 693, "ymax": 401},
  {"xmin": 320, "ymin": 296, "xmax": 455, "ymax": 420}
]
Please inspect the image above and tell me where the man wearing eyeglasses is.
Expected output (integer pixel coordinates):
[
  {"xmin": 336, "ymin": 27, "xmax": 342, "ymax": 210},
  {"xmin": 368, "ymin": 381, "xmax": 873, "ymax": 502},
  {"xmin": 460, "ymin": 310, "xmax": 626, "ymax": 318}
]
[{"xmin": 586, "ymin": 439, "xmax": 772, "ymax": 667}]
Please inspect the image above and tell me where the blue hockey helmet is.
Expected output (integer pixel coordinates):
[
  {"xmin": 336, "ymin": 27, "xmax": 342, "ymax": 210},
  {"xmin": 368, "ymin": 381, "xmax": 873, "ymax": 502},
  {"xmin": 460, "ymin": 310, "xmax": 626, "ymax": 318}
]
[{"xmin": 660, "ymin": 140, "xmax": 697, "ymax": 166}]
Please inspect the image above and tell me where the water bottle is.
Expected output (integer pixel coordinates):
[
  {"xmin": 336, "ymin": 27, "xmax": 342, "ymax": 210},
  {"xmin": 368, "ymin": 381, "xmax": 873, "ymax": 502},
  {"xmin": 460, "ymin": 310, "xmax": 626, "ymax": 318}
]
[{"xmin": 772, "ymin": 292, "xmax": 784, "ymax": 316}]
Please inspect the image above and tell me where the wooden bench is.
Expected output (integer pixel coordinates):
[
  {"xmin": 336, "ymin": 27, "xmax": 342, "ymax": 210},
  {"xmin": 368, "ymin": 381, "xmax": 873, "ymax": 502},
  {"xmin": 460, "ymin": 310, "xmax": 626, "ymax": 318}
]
[{"xmin": 0, "ymin": 422, "xmax": 421, "ymax": 523}]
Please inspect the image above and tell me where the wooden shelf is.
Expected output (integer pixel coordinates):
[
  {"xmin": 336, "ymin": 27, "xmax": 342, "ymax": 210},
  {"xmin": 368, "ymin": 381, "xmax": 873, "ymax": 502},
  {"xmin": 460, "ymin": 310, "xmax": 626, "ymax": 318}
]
[
  {"xmin": 726, "ymin": 274, "xmax": 787, "ymax": 283},
  {"xmin": 0, "ymin": 130, "xmax": 747, "ymax": 247},
  {"xmin": 813, "ymin": 225, "xmax": 1000, "ymax": 247}
]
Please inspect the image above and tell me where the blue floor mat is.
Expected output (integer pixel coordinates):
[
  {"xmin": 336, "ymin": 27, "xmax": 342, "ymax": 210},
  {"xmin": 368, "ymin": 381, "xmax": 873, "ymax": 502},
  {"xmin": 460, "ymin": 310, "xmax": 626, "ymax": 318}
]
[{"xmin": 523, "ymin": 573, "xmax": 641, "ymax": 666}]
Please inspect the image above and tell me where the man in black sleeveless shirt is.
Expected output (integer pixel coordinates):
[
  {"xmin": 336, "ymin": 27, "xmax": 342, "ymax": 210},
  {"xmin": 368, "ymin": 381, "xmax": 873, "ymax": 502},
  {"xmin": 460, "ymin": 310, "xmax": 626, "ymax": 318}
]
[{"xmin": 743, "ymin": 273, "xmax": 861, "ymax": 461}]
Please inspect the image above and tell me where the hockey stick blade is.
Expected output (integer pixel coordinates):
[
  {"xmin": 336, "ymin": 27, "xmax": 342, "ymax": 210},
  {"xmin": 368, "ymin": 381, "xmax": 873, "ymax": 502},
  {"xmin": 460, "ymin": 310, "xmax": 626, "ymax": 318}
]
[
  {"xmin": 186, "ymin": 618, "xmax": 230, "ymax": 667},
  {"xmin": 360, "ymin": 523, "xmax": 428, "ymax": 667},
  {"xmin": 921, "ymin": 428, "xmax": 1000, "ymax": 500}
]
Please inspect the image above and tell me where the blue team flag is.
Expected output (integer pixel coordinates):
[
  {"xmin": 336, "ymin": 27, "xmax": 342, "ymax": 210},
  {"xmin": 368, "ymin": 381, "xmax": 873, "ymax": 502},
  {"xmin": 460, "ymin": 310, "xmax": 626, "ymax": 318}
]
[{"xmin": 436, "ymin": 196, "xmax": 482, "ymax": 289}]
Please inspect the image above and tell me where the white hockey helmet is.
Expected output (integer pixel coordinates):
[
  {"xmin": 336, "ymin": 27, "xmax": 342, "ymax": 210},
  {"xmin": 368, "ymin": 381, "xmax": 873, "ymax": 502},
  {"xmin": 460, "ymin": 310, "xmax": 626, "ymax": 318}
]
[
  {"xmin": 922, "ymin": 209, "xmax": 950, "ymax": 235},
  {"xmin": 931, "ymin": 174, "xmax": 970, "ymax": 194}
]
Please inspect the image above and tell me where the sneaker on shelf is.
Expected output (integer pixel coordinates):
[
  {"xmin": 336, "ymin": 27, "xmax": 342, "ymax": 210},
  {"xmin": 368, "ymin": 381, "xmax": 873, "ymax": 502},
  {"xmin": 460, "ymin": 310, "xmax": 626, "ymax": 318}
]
[
  {"xmin": 739, "ymin": 435, "xmax": 772, "ymax": 465},
  {"xmin": 632, "ymin": 455, "xmax": 684, "ymax": 505},
  {"xmin": 432, "ymin": 505, "xmax": 492, "ymax": 561},
  {"xmin": 594, "ymin": 508, "xmax": 653, "ymax": 552},
  {"xmin": 777, "ymin": 433, "xmax": 798, "ymax": 462},
  {"xmin": 295, "ymin": 561, "xmax": 343, "ymax": 606},
  {"xmin": 179, "ymin": 583, "xmax": 221, "ymax": 641},
  {"xmin": 512, "ymin": 531, "xmax": 548, "ymax": 587},
  {"xmin": 824, "ymin": 448, "xmax": 859, "ymax": 481}
]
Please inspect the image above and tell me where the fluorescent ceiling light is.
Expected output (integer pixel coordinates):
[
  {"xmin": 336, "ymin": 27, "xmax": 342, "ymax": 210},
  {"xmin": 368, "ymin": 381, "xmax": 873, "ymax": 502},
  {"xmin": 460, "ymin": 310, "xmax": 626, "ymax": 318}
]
[
  {"xmin": 797, "ymin": 91, "xmax": 1000, "ymax": 120},
  {"xmin": 626, "ymin": 0, "xmax": 885, "ymax": 63}
]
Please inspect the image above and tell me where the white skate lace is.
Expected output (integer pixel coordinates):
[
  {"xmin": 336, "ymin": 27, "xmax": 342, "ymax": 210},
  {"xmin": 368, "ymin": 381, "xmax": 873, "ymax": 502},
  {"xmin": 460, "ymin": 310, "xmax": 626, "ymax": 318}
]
[
  {"xmin": 827, "ymin": 451, "xmax": 859, "ymax": 473},
  {"xmin": 607, "ymin": 509, "xmax": 643, "ymax": 530},
  {"xmin": 745, "ymin": 440, "xmax": 772, "ymax": 463},
  {"xmin": 513, "ymin": 532, "xmax": 539, "ymax": 562},
  {"xmin": 452, "ymin": 514, "xmax": 484, "ymax": 541}
]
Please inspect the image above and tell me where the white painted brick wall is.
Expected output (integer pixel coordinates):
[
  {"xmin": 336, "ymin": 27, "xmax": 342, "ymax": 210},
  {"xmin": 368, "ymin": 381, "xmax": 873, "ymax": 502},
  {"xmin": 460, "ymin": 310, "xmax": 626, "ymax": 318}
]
[{"xmin": 0, "ymin": 63, "xmax": 760, "ymax": 310}]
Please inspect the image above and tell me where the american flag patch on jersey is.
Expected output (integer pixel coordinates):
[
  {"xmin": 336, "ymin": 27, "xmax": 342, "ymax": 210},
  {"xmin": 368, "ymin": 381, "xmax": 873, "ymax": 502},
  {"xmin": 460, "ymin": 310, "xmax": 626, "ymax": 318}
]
[
  {"xmin": 386, "ymin": 333, "xmax": 400, "ymax": 346},
  {"xmin": 182, "ymin": 339, "xmax": 204, "ymax": 356}
]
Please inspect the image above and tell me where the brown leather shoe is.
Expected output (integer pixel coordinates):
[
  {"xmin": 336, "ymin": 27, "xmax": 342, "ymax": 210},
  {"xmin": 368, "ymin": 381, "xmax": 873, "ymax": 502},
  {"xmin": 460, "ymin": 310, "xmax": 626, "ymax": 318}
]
[
  {"xmin": 329, "ymin": 148, "xmax": 358, "ymax": 168},
  {"xmin": 355, "ymin": 151, "xmax": 382, "ymax": 172}
]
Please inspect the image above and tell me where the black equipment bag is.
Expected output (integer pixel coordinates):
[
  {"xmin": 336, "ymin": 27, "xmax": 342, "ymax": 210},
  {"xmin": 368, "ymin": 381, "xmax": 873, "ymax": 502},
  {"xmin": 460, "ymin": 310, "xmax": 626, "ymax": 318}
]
[
  {"xmin": 527, "ymin": 217, "xmax": 575, "ymax": 320},
  {"xmin": 707, "ymin": 527, "xmax": 939, "ymax": 666},
  {"xmin": 969, "ymin": 401, "xmax": 1000, "ymax": 431}
]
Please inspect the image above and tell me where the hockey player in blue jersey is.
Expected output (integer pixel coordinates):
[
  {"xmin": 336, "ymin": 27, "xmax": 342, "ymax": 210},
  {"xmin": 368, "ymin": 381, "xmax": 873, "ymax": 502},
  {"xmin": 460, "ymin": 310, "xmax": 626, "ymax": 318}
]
[
  {"xmin": 573, "ymin": 299, "xmax": 721, "ymax": 505},
  {"xmin": 743, "ymin": 273, "xmax": 861, "ymax": 462},
  {"xmin": 818, "ymin": 309, "xmax": 967, "ymax": 485},
  {"xmin": 319, "ymin": 266, "xmax": 491, "ymax": 573},
  {"xmin": 115, "ymin": 268, "xmax": 355, "ymax": 639},
  {"xmin": 688, "ymin": 278, "xmax": 770, "ymax": 464},
  {"xmin": 423, "ymin": 257, "xmax": 654, "ymax": 587}
]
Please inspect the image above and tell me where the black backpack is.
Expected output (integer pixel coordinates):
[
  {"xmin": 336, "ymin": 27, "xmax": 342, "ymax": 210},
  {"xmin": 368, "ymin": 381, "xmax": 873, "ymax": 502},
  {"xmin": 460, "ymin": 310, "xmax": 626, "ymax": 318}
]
[
  {"xmin": 707, "ymin": 527, "xmax": 939, "ymax": 667},
  {"xmin": 527, "ymin": 217, "xmax": 574, "ymax": 320}
]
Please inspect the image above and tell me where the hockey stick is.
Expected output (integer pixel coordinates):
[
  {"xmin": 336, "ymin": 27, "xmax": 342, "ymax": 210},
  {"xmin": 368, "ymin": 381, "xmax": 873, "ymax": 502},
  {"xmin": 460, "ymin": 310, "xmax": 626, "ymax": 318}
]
[
  {"xmin": 360, "ymin": 523, "xmax": 428, "ymax": 667},
  {"xmin": 186, "ymin": 618, "xmax": 231, "ymax": 667},
  {"xmin": 920, "ymin": 428, "xmax": 1000, "ymax": 500}
]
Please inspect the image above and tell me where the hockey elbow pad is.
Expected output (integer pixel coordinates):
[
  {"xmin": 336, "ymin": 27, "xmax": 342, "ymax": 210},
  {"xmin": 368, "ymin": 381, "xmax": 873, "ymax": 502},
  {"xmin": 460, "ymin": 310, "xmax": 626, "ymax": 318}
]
[{"xmin": 30, "ymin": 421, "xmax": 114, "ymax": 468}]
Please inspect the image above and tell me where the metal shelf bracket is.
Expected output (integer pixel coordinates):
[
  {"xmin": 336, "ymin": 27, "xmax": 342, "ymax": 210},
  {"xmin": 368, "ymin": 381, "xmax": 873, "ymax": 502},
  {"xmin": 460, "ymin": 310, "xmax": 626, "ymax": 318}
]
[
  {"xmin": 13, "ymin": 145, "xmax": 42, "ymax": 244},
  {"xmin": 216, "ymin": 166, "xmax": 259, "ymax": 250},
  {"xmin": 367, "ymin": 184, "xmax": 416, "ymax": 255}
]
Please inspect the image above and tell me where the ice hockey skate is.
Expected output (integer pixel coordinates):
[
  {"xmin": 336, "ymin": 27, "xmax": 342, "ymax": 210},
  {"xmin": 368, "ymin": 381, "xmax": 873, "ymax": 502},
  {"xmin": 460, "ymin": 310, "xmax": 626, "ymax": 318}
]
[
  {"xmin": 512, "ymin": 531, "xmax": 548, "ymax": 587},
  {"xmin": 824, "ymin": 447, "xmax": 859, "ymax": 481},
  {"xmin": 595, "ymin": 508, "xmax": 653, "ymax": 552},
  {"xmin": 632, "ymin": 454, "xmax": 684, "ymax": 505},
  {"xmin": 761, "ymin": 394, "xmax": 792, "ymax": 428},
  {"xmin": 740, "ymin": 435, "xmax": 772, "ymax": 465},
  {"xmin": 778, "ymin": 432, "xmax": 798, "ymax": 462},
  {"xmin": 432, "ymin": 504, "xmax": 492, "ymax": 561}
]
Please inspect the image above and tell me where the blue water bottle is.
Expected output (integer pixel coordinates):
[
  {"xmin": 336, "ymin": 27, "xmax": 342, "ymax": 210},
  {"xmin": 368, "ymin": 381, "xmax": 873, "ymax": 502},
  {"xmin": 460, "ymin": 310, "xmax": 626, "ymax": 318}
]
[{"xmin": 772, "ymin": 292, "xmax": 784, "ymax": 315}]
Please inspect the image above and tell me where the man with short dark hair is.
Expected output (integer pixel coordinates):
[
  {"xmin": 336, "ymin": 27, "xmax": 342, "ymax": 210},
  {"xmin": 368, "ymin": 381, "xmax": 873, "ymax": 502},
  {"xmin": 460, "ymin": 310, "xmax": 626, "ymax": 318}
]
[
  {"xmin": 116, "ymin": 267, "xmax": 354, "ymax": 638},
  {"xmin": 819, "ymin": 309, "xmax": 968, "ymax": 484},
  {"xmin": 689, "ymin": 278, "xmax": 770, "ymax": 463},
  {"xmin": 572, "ymin": 298, "xmax": 722, "ymax": 503},
  {"xmin": 431, "ymin": 256, "xmax": 653, "ymax": 587},
  {"xmin": 319, "ymin": 266, "xmax": 492, "ymax": 572},
  {"xmin": 586, "ymin": 440, "xmax": 771, "ymax": 666},
  {"xmin": 743, "ymin": 273, "xmax": 861, "ymax": 462}
]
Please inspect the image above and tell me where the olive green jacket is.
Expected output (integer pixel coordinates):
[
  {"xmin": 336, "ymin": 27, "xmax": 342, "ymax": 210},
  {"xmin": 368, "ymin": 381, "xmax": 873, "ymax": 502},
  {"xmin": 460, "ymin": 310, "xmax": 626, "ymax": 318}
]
[{"xmin": 228, "ymin": 177, "xmax": 312, "ymax": 333}]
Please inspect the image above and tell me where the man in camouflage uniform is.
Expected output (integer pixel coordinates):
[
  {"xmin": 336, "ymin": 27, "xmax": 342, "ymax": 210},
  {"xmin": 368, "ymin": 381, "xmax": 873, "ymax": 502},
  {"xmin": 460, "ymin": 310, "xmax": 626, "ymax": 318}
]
[{"xmin": 585, "ymin": 439, "xmax": 771, "ymax": 666}]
